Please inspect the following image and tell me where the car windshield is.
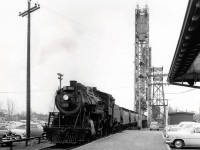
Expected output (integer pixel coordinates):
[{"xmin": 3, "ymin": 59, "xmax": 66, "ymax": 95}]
[
  {"xmin": 194, "ymin": 127, "xmax": 200, "ymax": 133},
  {"xmin": 0, "ymin": 126, "xmax": 7, "ymax": 130},
  {"xmin": 151, "ymin": 122, "xmax": 158, "ymax": 125},
  {"xmin": 178, "ymin": 122, "xmax": 193, "ymax": 127},
  {"xmin": 179, "ymin": 122, "xmax": 196, "ymax": 129},
  {"xmin": 16, "ymin": 125, "xmax": 26, "ymax": 129},
  {"xmin": 15, "ymin": 124, "xmax": 42, "ymax": 129},
  {"xmin": 31, "ymin": 124, "xmax": 39, "ymax": 128}
]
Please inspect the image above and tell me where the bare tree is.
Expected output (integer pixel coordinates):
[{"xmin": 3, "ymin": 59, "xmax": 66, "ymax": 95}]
[
  {"xmin": 168, "ymin": 105, "xmax": 176, "ymax": 113},
  {"xmin": 7, "ymin": 98, "xmax": 15, "ymax": 121},
  {"xmin": 21, "ymin": 111, "xmax": 26, "ymax": 115},
  {"xmin": 0, "ymin": 101, "xmax": 2, "ymax": 110},
  {"xmin": 48, "ymin": 91, "xmax": 58, "ymax": 113},
  {"xmin": 194, "ymin": 114, "xmax": 200, "ymax": 123}
]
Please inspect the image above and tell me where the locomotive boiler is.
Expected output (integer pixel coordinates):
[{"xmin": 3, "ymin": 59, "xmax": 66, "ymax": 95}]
[{"xmin": 44, "ymin": 81, "xmax": 147, "ymax": 144}]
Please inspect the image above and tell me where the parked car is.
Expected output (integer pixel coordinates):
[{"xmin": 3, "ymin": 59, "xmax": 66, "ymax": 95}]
[
  {"xmin": 38, "ymin": 121, "xmax": 47, "ymax": 127},
  {"xmin": 174, "ymin": 122, "xmax": 196, "ymax": 130},
  {"xmin": 0, "ymin": 124, "xmax": 10, "ymax": 138},
  {"xmin": 166, "ymin": 124, "xmax": 200, "ymax": 148},
  {"xmin": 6, "ymin": 121, "xmax": 24, "ymax": 130},
  {"xmin": 164, "ymin": 121, "xmax": 197, "ymax": 137},
  {"xmin": 150, "ymin": 121, "xmax": 159, "ymax": 131},
  {"xmin": 10, "ymin": 123, "xmax": 45, "ymax": 139},
  {"xmin": 0, "ymin": 124, "xmax": 16, "ymax": 142}
]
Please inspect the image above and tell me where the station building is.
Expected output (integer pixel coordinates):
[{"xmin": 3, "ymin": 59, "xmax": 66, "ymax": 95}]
[{"xmin": 168, "ymin": 112, "xmax": 195, "ymax": 125}]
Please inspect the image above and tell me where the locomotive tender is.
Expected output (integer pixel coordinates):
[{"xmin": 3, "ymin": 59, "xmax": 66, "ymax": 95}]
[{"xmin": 44, "ymin": 81, "xmax": 147, "ymax": 144}]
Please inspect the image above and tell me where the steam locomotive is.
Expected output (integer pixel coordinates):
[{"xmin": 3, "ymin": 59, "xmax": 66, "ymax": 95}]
[{"xmin": 44, "ymin": 81, "xmax": 147, "ymax": 144}]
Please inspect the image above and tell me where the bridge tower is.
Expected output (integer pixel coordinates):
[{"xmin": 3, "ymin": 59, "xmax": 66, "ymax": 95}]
[
  {"xmin": 150, "ymin": 67, "xmax": 168, "ymax": 125},
  {"xmin": 134, "ymin": 4, "xmax": 151, "ymax": 129}
]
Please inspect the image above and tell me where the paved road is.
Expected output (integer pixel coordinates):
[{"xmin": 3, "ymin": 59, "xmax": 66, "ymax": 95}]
[
  {"xmin": 171, "ymin": 146, "xmax": 200, "ymax": 150},
  {"xmin": 74, "ymin": 129, "xmax": 168, "ymax": 150},
  {"xmin": 0, "ymin": 139, "xmax": 54, "ymax": 150}
]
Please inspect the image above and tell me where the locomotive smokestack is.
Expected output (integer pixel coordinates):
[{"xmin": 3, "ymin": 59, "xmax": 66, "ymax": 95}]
[
  {"xmin": 93, "ymin": 87, "xmax": 97, "ymax": 91},
  {"xmin": 70, "ymin": 80, "xmax": 77, "ymax": 87}
]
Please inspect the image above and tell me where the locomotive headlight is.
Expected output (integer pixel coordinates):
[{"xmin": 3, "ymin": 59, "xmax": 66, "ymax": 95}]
[{"xmin": 63, "ymin": 95, "xmax": 69, "ymax": 100}]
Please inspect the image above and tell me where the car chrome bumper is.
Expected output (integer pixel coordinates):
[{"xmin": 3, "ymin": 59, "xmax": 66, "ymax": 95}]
[
  {"xmin": 150, "ymin": 128, "xmax": 159, "ymax": 130},
  {"xmin": 166, "ymin": 138, "xmax": 173, "ymax": 144}
]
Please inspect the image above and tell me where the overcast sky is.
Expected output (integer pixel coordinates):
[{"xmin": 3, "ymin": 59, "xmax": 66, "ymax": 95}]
[{"xmin": 1, "ymin": 0, "xmax": 198, "ymax": 115}]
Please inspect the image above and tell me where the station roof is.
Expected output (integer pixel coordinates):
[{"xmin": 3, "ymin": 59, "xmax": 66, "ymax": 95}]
[{"xmin": 168, "ymin": 0, "xmax": 200, "ymax": 88}]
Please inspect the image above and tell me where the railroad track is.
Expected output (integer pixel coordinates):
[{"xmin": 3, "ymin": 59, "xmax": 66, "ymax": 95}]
[
  {"xmin": 36, "ymin": 132, "xmax": 123, "ymax": 150},
  {"xmin": 36, "ymin": 143, "xmax": 83, "ymax": 150}
]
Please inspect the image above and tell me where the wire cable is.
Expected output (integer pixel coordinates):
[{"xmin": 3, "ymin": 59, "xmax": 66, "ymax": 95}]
[
  {"xmin": 0, "ymin": 90, "xmax": 54, "ymax": 94},
  {"xmin": 165, "ymin": 88, "xmax": 196, "ymax": 94},
  {"xmin": 39, "ymin": 2, "xmax": 84, "ymax": 29}
]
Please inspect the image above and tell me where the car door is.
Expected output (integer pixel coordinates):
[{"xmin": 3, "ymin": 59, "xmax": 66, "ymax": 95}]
[
  {"xmin": 189, "ymin": 127, "xmax": 200, "ymax": 146},
  {"xmin": 30, "ymin": 124, "xmax": 42, "ymax": 137},
  {"xmin": 0, "ymin": 125, "xmax": 9, "ymax": 137}
]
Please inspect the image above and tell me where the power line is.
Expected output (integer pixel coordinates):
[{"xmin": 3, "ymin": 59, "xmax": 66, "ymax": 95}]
[
  {"xmin": 100, "ymin": 86, "xmax": 134, "ymax": 90},
  {"xmin": 39, "ymin": 2, "xmax": 84, "ymax": 28},
  {"xmin": 165, "ymin": 89, "xmax": 196, "ymax": 94},
  {"xmin": 0, "ymin": 90, "xmax": 54, "ymax": 94},
  {"xmin": 0, "ymin": 87, "xmax": 195, "ymax": 94}
]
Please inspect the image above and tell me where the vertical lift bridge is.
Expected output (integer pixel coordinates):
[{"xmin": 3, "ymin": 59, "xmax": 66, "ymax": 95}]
[{"xmin": 135, "ymin": 5, "xmax": 168, "ymax": 128}]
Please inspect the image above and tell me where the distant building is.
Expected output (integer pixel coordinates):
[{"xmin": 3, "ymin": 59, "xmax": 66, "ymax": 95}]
[
  {"xmin": 18, "ymin": 115, "xmax": 26, "ymax": 121},
  {"xmin": 168, "ymin": 112, "xmax": 195, "ymax": 125},
  {"xmin": 152, "ymin": 106, "xmax": 160, "ymax": 120},
  {"xmin": 0, "ymin": 110, "xmax": 6, "ymax": 122}
]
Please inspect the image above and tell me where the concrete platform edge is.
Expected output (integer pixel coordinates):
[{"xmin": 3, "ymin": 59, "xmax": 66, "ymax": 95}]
[
  {"xmin": 74, "ymin": 132, "xmax": 121, "ymax": 150},
  {"xmin": 161, "ymin": 131, "xmax": 171, "ymax": 150},
  {"xmin": 166, "ymin": 144, "xmax": 171, "ymax": 150}
]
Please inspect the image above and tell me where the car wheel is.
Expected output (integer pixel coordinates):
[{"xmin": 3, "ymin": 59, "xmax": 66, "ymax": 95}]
[
  {"xmin": 150, "ymin": 129, "xmax": 151, "ymax": 131},
  {"xmin": 15, "ymin": 135, "xmax": 22, "ymax": 140},
  {"xmin": 42, "ymin": 133, "xmax": 47, "ymax": 139},
  {"xmin": 174, "ymin": 140, "xmax": 184, "ymax": 149},
  {"xmin": 157, "ymin": 129, "xmax": 159, "ymax": 131}
]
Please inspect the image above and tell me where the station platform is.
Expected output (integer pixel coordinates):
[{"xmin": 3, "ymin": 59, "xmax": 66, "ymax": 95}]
[{"xmin": 74, "ymin": 129, "xmax": 170, "ymax": 150}]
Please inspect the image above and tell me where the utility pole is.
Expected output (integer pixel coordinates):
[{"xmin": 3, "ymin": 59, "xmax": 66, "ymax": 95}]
[
  {"xmin": 19, "ymin": 0, "xmax": 40, "ymax": 138},
  {"xmin": 57, "ymin": 73, "xmax": 64, "ymax": 89},
  {"xmin": 199, "ymin": 103, "xmax": 200, "ymax": 122}
]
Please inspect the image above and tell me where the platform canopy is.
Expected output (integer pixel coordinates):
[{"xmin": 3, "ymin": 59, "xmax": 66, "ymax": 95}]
[{"xmin": 168, "ymin": 0, "xmax": 200, "ymax": 88}]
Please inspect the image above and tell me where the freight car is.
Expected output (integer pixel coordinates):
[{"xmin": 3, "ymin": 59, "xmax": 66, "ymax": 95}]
[{"xmin": 44, "ymin": 81, "xmax": 147, "ymax": 144}]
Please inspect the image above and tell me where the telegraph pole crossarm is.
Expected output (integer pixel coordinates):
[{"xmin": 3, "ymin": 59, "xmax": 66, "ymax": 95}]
[
  {"xmin": 19, "ymin": 0, "xmax": 40, "ymax": 139},
  {"xmin": 19, "ymin": 3, "xmax": 40, "ymax": 17}
]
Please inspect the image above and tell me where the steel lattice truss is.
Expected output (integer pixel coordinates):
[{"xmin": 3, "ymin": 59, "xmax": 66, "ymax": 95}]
[{"xmin": 151, "ymin": 67, "xmax": 168, "ymax": 124}]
